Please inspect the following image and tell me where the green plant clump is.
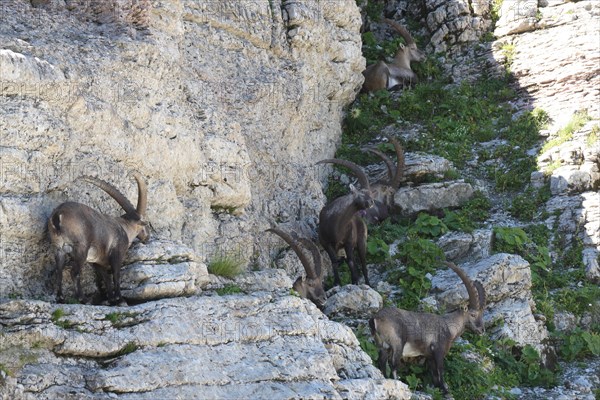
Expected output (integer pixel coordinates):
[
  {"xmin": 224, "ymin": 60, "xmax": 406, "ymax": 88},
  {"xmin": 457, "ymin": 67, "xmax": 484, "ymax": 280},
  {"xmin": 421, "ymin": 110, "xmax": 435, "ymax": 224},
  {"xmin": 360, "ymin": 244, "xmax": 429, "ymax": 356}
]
[
  {"xmin": 104, "ymin": 311, "xmax": 139, "ymax": 328},
  {"xmin": 116, "ymin": 342, "xmax": 139, "ymax": 357},
  {"xmin": 216, "ymin": 284, "xmax": 243, "ymax": 296},
  {"xmin": 208, "ymin": 255, "xmax": 244, "ymax": 278},
  {"xmin": 541, "ymin": 110, "xmax": 592, "ymax": 154},
  {"xmin": 51, "ymin": 308, "xmax": 76, "ymax": 330},
  {"xmin": 555, "ymin": 328, "xmax": 600, "ymax": 361}
]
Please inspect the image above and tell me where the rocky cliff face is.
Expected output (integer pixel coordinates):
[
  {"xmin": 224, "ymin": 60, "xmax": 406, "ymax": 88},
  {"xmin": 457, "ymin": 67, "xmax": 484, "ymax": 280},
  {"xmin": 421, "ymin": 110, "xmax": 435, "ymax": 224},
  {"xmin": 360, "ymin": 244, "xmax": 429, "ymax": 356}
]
[
  {"xmin": 0, "ymin": 0, "xmax": 364, "ymax": 299},
  {"xmin": 2, "ymin": 0, "xmax": 599, "ymax": 399}
]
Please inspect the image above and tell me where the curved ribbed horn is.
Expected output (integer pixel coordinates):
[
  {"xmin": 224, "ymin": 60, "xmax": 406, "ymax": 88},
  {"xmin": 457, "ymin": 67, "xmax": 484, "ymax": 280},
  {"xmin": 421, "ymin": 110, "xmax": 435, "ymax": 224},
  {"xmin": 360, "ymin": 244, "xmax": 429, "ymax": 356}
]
[
  {"xmin": 298, "ymin": 238, "xmax": 322, "ymax": 279},
  {"xmin": 384, "ymin": 135, "xmax": 405, "ymax": 189},
  {"xmin": 474, "ymin": 281, "xmax": 486, "ymax": 309},
  {"xmin": 366, "ymin": 148, "xmax": 395, "ymax": 184},
  {"xmin": 384, "ymin": 18, "xmax": 415, "ymax": 45},
  {"xmin": 266, "ymin": 228, "xmax": 317, "ymax": 280},
  {"xmin": 317, "ymin": 159, "xmax": 370, "ymax": 190},
  {"xmin": 80, "ymin": 176, "xmax": 138, "ymax": 217},
  {"xmin": 444, "ymin": 261, "xmax": 480, "ymax": 310},
  {"xmin": 132, "ymin": 172, "xmax": 147, "ymax": 217}
]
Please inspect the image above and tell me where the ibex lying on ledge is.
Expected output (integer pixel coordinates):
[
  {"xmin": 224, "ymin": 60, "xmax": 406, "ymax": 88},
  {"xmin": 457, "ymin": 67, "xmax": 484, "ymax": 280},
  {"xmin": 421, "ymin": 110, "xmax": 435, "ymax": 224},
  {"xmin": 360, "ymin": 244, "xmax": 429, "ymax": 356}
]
[
  {"xmin": 266, "ymin": 227, "xmax": 326, "ymax": 309},
  {"xmin": 317, "ymin": 159, "xmax": 373, "ymax": 287},
  {"xmin": 362, "ymin": 19, "xmax": 426, "ymax": 93},
  {"xmin": 48, "ymin": 173, "xmax": 149, "ymax": 304},
  {"xmin": 364, "ymin": 135, "xmax": 406, "ymax": 223},
  {"xmin": 369, "ymin": 261, "xmax": 486, "ymax": 394}
]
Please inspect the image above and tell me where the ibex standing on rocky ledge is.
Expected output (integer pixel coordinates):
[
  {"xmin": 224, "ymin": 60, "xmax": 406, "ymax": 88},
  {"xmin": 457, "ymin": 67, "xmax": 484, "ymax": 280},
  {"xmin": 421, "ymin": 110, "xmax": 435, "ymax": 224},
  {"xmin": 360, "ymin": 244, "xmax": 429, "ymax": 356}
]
[
  {"xmin": 369, "ymin": 261, "xmax": 486, "ymax": 394},
  {"xmin": 48, "ymin": 173, "xmax": 149, "ymax": 305},
  {"xmin": 362, "ymin": 19, "xmax": 426, "ymax": 93},
  {"xmin": 317, "ymin": 159, "xmax": 373, "ymax": 287}
]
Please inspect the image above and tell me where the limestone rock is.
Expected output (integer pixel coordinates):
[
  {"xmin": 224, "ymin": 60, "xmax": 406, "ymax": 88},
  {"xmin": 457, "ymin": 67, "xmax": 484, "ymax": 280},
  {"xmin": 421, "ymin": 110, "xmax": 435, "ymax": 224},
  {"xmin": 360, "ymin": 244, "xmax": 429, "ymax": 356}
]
[
  {"xmin": 0, "ymin": 290, "xmax": 411, "ymax": 399},
  {"xmin": 494, "ymin": 0, "xmax": 538, "ymax": 37},
  {"xmin": 0, "ymin": 0, "xmax": 364, "ymax": 299},
  {"xmin": 394, "ymin": 180, "xmax": 474, "ymax": 215},
  {"xmin": 120, "ymin": 260, "xmax": 208, "ymax": 301},
  {"xmin": 430, "ymin": 254, "xmax": 549, "ymax": 346},
  {"xmin": 324, "ymin": 285, "xmax": 383, "ymax": 320},
  {"xmin": 436, "ymin": 229, "xmax": 493, "ymax": 263},
  {"xmin": 404, "ymin": 153, "xmax": 453, "ymax": 180},
  {"xmin": 424, "ymin": 0, "xmax": 493, "ymax": 54}
]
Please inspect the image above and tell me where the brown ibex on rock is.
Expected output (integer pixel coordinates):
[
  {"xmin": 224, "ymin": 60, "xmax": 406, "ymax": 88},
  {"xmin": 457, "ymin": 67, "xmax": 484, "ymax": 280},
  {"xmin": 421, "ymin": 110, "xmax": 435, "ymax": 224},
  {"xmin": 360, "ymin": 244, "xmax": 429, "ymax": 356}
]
[
  {"xmin": 317, "ymin": 159, "xmax": 373, "ymax": 287},
  {"xmin": 364, "ymin": 135, "xmax": 406, "ymax": 223},
  {"xmin": 48, "ymin": 173, "xmax": 149, "ymax": 304},
  {"xmin": 266, "ymin": 227, "xmax": 326, "ymax": 309},
  {"xmin": 362, "ymin": 19, "xmax": 426, "ymax": 93},
  {"xmin": 369, "ymin": 261, "xmax": 486, "ymax": 394}
]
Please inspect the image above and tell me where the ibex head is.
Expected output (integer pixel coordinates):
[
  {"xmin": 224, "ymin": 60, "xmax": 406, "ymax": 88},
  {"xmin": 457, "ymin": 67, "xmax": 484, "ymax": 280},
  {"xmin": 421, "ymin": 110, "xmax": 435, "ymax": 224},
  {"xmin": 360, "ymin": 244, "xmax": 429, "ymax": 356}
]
[
  {"xmin": 267, "ymin": 228, "xmax": 326, "ymax": 309},
  {"xmin": 317, "ymin": 158, "xmax": 374, "ymax": 211},
  {"xmin": 384, "ymin": 18, "xmax": 426, "ymax": 63},
  {"xmin": 80, "ymin": 172, "xmax": 149, "ymax": 243},
  {"xmin": 444, "ymin": 261, "xmax": 486, "ymax": 334}
]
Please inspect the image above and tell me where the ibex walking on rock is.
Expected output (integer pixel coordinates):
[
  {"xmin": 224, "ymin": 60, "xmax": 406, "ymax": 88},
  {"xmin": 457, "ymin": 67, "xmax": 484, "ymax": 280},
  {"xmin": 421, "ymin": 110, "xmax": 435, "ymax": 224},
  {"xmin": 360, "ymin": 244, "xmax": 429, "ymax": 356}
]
[
  {"xmin": 48, "ymin": 173, "xmax": 149, "ymax": 304},
  {"xmin": 369, "ymin": 261, "xmax": 486, "ymax": 393},
  {"xmin": 362, "ymin": 19, "xmax": 426, "ymax": 93},
  {"xmin": 266, "ymin": 227, "xmax": 326, "ymax": 309},
  {"xmin": 317, "ymin": 159, "xmax": 373, "ymax": 287}
]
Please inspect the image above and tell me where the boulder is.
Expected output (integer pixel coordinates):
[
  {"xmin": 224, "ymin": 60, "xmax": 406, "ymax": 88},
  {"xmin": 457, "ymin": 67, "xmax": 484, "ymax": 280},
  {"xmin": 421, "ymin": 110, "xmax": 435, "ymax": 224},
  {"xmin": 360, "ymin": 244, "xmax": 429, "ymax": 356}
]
[
  {"xmin": 394, "ymin": 180, "xmax": 474, "ymax": 216},
  {"xmin": 324, "ymin": 285, "xmax": 383, "ymax": 320}
]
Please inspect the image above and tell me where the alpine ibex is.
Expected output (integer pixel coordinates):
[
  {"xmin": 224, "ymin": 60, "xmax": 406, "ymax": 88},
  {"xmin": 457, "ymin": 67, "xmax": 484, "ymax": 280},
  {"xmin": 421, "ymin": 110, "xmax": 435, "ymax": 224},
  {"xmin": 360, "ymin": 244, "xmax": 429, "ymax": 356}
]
[
  {"xmin": 369, "ymin": 261, "xmax": 486, "ymax": 394},
  {"xmin": 317, "ymin": 159, "xmax": 373, "ymax": 286},
  {"xmin": 48, "ymin": 173, "xmax": 149, "ymax": 304},
  {"xmin": 364, "ymin": 135, "xmax": 405, "ymax": 223},
  {"xmin": 362, "ymin": 19, "xmax": 426, "ymax": 93},
  {"xmin": 266, "ymin": 228, "xmax": 326, "ymax": 309}
]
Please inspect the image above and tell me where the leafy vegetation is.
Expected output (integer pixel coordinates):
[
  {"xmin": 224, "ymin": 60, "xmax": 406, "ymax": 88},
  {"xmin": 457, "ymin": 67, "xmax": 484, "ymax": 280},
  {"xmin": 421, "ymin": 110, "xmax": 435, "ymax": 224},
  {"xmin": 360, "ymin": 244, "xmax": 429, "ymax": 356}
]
[
  {"xmin": 509, "ymin": 185, "xmax": 551, "ymax": 221},
  {"xmin": 344, "ymin": 19, "xmax": 596, "ymax": 397},
  {"xmin": 556, "ymin": 328, "xmax": 600, "ymax": 361}
]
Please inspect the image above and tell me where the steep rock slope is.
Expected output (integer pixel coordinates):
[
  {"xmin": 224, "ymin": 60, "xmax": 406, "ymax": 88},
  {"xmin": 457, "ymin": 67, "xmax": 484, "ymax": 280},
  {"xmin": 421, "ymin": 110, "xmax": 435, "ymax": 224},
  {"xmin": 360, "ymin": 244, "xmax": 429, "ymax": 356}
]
[{"xmin": 0, "ymin": 0, "xmax": 364, "ymax": 299}]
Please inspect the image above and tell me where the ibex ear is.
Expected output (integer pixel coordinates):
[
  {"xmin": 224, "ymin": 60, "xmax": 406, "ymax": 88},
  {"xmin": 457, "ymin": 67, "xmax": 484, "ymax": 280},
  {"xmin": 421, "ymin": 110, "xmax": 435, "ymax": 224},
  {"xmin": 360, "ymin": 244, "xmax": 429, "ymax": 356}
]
[
  {"xmin": 460, "ymin": 304, "xmax": 468, "ymax": 312},
  {"xmin": 349, "ymin": 184, "xmax": 358, "ymax": 193},
  {"xmin": 398, "ymin": 43, "xmax": 406, "ymax": 50}
]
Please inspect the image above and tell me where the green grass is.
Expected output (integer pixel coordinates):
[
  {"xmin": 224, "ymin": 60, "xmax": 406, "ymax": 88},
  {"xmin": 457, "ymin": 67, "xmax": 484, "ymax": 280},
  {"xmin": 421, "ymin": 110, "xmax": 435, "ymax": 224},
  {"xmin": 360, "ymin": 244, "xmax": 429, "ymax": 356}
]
[
  {"xmin": 345, "ymin": 25, "xmax": 597, "ymax": 397},
  {"xmin": 587, "ymin": 124, "xmax": 599, "ymax": 148},
  {"xmin": 51, "ymin": 308, "xmax": 77, "ymax": 330},
  {"xmin": 208, "ymin": 255, "xmax": 244, "ymax": 278},
  {"xmin": 104, "ymin": 312, "xmax": 140, "ymax": 328},
  {"xmin": 116, "ymin": 342, "xmax": 138, "ymax": 357},
  {"xmin": 215, "ymin": 284, "xmax": 243, "ymax": 296},
  {"xmin": 540, "ymin": 111, "xmax": 591, "ymax": 154}
]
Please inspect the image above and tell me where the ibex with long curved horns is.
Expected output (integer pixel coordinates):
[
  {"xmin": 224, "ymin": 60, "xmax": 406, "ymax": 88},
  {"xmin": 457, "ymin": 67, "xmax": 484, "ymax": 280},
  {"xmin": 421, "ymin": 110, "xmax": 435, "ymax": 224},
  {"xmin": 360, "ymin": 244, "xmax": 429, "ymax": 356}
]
[
  {"xmin": 369, "ymin": 261, "xmax": 486, "ymax": 394},
  {"xmin": 362, "ymin": 19, "xmax": 426, "ymax": 93},
  {"xmin": 48, "ymin": 173, "xmax": 149, "ymax": 304},
  {"xmin": 266, "ymin": 227, "xmax": 326, "ymax": 309},
  {"xmin": 364, "ymin": 135, "xmax": 405, "ymax": 223},
  {"xmin": 317, "ymin": 159, "xmax": 373, "ymax": 286}
]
